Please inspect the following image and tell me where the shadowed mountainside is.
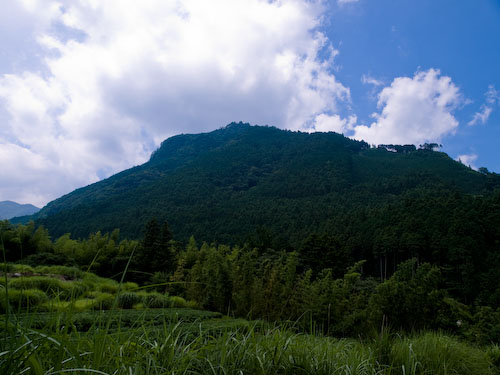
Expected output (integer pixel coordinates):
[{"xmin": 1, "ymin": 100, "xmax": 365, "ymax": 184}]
[{"xmin": 25, "ymin": 122, "xmax": 499, "ymax": 245}]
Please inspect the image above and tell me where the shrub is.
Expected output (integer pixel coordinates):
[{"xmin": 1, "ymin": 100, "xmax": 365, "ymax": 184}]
[
  {"xmin": 169, "ymin": 296, "xmax": 189, "ymax": 308},
  {"xmin": 116, "ymin": 292, "xmax": 142, "ymax": 309},
  {"xmin": 8, "ymin": 276, "xmax": 87, "ymax": 299},
  {"xmin": 122, "ymin": 282, "xmax": 139, "ymax": 291},
  {"xmin": 389, "ymin": 333, "xmax": 494, "ymax": 375},
  {"xmin": 486, "ymin": 344, "xmax": 500, "ymax": 369},
  {"xmin": 0, "ymin": 289, "xmax": 48, "ymax": 312},
  {"xmin": 97, "ymin": 281, "xmax": 119, "ymax": 294},
  {"xmin": 9, "ymin": 264, "xmax": 36, "ymax": 273},
  {"xmin": 141, "ymin": 292, "xmax": 170, "ymax": 308},
  {"xmin": 86, "ymin": 291, "xmax": 115, "ymax": 310},
  {"xmin": 21, "ymin": 252, "xmax": 71, "ymax": 267},
  {"xmin": 185, "ymin": 300, "xmax": 200, "ymax": 309},
  {"xmin": 35, "ymin": 265, "xmax": 84, "ymax": 279},
  {"xmin": 73, "ymin": 299, "xmax": 96, "ymax": 311}
]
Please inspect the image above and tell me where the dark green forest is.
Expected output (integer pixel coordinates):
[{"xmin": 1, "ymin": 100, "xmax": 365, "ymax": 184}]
[
  {"xmin": 5, "ymin": 123, "xmax": 500, "ymax": 345},
  {"xmin": 23, "ymin": 123, "xmax": 500, "ymax": 246},
  {"xmin": 3, "ymin": 191, "xmax": 500, "ymax": 346}
]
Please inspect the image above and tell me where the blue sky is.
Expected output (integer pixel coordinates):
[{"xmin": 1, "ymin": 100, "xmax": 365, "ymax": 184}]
[
  {"xmin": 327, "ymin": 0, "xmax": 500, "ymax": 171},
  {"xmin": 0, "ymin": 0, "xmax": 499, "ymax": 206}
]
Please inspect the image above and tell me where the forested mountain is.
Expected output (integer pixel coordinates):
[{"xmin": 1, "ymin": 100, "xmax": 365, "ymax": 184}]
[
  {"xmin": 0, "ymin": 201, "xmax": 39, "ymax": 220},
  {"xmin": 29, "ymin": 122, "xmax": 499, "ymax": 247}
]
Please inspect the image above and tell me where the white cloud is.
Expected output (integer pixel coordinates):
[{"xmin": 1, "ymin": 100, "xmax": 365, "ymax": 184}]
[
  {"xmin": 456, "ymin": 153, "xmax": 478, "ymax": 171},
  {"xmin": 468, "ymin": 85, "xmax": 499, "ymax": 126},
  {"xmin": 468, "ymin": 106, "xmax": 492, "ymax": 126},
  {"xmin": 361, "ymin": 74, "xmax": 384, "ymax": 87},
  {"xmin": 352, "ymin": 69, "xmax": 462, "ymax": 145},
  {"xmin": 312, "ymin": 114, "xmax": 357, "ymax": 133},
  {"xmin": 0, "ymin": 0, "xmax": 351, "ymax": 206}
]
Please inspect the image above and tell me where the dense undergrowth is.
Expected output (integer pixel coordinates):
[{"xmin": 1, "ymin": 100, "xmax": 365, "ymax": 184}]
[
  {"xmin": 1, "ymin": 264, "xmax": 500, "ymax": 374},
  {"xmin": 1, "ymin": 309, "xmax": 499, "ymax": 374},
  {"xmin": 0, "ymin": 264, "xmax": 196, "ymax": 313}
]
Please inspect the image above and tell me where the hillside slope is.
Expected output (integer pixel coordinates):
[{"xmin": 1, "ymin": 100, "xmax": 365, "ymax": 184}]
[{"xmin": 31, "ymin": 123, "xmax": 499, "ymax": 244}]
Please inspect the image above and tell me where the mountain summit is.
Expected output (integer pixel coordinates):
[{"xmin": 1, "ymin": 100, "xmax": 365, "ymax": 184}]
[{"xmin": 31, "ymin": 123, "xmax": 499, "ymax": 244}]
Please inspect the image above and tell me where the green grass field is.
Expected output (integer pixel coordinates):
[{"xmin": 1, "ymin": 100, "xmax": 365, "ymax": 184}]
[{"xmin": 2, "ymin": 264, "xmax": 500, "ymax": 374}]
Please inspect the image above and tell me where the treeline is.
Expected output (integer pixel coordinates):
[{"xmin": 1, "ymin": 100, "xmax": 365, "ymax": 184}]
[{"xmin": 2, "ymin": 207, "xmax": 500, "ymax": 345}]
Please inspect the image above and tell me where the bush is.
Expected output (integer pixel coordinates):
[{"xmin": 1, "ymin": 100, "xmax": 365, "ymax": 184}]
[
  {"xmin": 0, "ymin": 289, "xmax": 48, "ymax": 312},
  {"xmin": 486, "ymin": 344, "xmax": 500, "ymax": 369},
  {"xmin": 21, "ymin": 252, "xmax": 71, "ymax": 267},
  {"xmin": 169, "ymin": 296, "xmax": 189, "ymax": 308},
  {"xmin": 116, "ymin": 292, "xmax": 142, "ymax": 309},
  {"xmin": 8, "ymin": 264, "xmax": 36, "ymax": 273},
  {"xmin": 8, "ymin": 276, "xmax": 87, "ymax": 299},
  {"xmin": 140, "ymin": 292, "xmax": 170, "ymax": 308},
  {"xmin": 122, "ymin": 282, "xmax": 139, "ymax": 291},
  {"xmin": 388, "ymin": 333, "xmax": 494, "ymax": 375},
  {"xmin": 97, "ymin": 281, "xmax": 119, "ymax": 294},
  {"xmin": 35, "ymin": 265, "xmax": 84, "ymax": 279},
  {"xmin": 86, "ymin": 291, "xmax": 115, "ymax": 310},
  {"xmin": 73, "ymin": 299, "xmax": 96, "ymax": 311}
]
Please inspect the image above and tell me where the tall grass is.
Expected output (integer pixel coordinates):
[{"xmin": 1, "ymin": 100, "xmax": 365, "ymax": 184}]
[
  {"xmin": 0, "ymin": 254, "xmax": 497, "ymax": 374},
  {"xmin": 1, "ymin": 310, "xmax": 497, "ymax": 374}
]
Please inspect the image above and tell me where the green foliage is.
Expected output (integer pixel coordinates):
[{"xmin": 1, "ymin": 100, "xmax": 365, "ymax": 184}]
[
  {"xmin": 35, "ymin": 265, "xmax": 83, "ymax": 279},
  {"xmin": 0, "ymin": 310, "xmax": 496, "ymax": 375},
  {"xmin": 85, "ymin": 291, "xmax": 115, "ymax": 310},
  {"xmin": 96, "ymin": 280, "xmax": 120, "ymax": 293},
  {"xmin": 168, "ymin": 296, "xmax": 190, "ymax": 308},
  {"xmin": 8, "ymin": 276, "xmax": 87, "ymax": 299},
  {"xmin": 389, "ymin": 333, "xmax": 494, "ymax": 374},
  {"xmin": 116, "ymin": 292, "xmax": 142, "ymax": 309},
  {"xmin": 31, "ymin": 124, "xmax": 499, "ymax": 248},
  {"xmin": 0, "ymin": 288, "xmax": 48, "ymax": 312},
  {"xmin": 137, "ymin": 291, "xmax": 170, "ymax": 308},
  {"xmin": 369, "ymin": 259, "xmax": 451, "ymax": 331}
]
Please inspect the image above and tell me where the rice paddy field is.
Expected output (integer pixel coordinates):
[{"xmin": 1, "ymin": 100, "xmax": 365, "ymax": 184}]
[{"xmin": 1, "ymin": 264, "xmax": 500, "ymax": 374}]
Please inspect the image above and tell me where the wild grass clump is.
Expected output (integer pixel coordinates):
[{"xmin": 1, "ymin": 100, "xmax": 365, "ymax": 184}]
[
  {"xmin": 8, "ymin": 264, "xmax": 36, "ymax": 273},
  {"xmin": 8, "ymin": 276, "xmax": 88, "ymax": 299},
  {"xmin": 0, "ymin": 310, "xmax": 496, "ymax": 375},
  {"xmin": 0, "ymin": 288, "xmax": 48, "ymax": 312},
  {"xmin": 35, "ymin": 265, "xmax": 84, "ymax": 279},
  {"xmin": 169, "ymin": 295, "xmax": 190, "ymax": 308},
  {"xmin": 122, "ymin": 281, "xmax": 139, "ymax": 291},
  {"xmin": 95, "ymin": 279, "xmax": 120, "ymax": 293},
  {"xmin": 86, "ymin": 291, "xmax": 115, "ymax": 310},
  {"xmin": 138, "ymin": 291, "xmax": 170, "ymax": 308},
  {"xmin": 116, "ymin": 292, "xmax": 142, "ymax": 309},
  {"xmin": 388, "ymin": 332, "xmax": 494, "ymax": 374}
]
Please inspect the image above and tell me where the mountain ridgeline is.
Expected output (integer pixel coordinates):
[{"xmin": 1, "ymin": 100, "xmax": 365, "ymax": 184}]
[
  {"xmin": 32, "ymin": 123, "xmax": 498, "ymax": 246},
  {"xmin": 0, "ymin": 201, "xmax": 39, "ymax": 220}
]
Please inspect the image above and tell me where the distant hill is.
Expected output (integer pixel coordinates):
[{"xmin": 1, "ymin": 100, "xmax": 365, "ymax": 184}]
[
  {"xmin": 27, "ymin": 122, "xmax": 500, "ymax": 245},
  {"xmin": 0, "ymin": 201, "xmax": 39, "ymax": 220}
]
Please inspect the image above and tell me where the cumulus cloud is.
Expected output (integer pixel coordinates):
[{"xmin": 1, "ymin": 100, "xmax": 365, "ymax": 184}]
[
  {"xmin": 352, "ymin": 69, "xmax": 462, "ymax": 145},
  {"xmin": 456, "ymin": 153, "xmax": 478, "ymax": 171},
  {"xmin": 0, "ymin": 0, "xmax": 351, "ymax": 206},
  {"xmin": 312, "ymin": 114, "xmax": 357, "ymax": 133},
  {"xmin": 468, "ymin": 85, "xmax": 500, "ymax": 126}
]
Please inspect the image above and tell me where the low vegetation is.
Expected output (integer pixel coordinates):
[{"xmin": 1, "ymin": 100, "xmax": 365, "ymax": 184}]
[
  {"xmin": 1, "ymin": 308, "xmax": 499, "ymax": 374},
  {"xmin": 0, "ymin": 264, "xmax": 196, "ymax": 314}
]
